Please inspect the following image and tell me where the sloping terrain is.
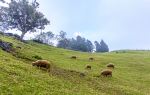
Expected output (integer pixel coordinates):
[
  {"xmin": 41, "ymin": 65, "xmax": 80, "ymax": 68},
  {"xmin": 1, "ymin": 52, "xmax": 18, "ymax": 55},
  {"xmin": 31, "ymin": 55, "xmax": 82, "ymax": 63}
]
[{"xmin": 0, "ymin": 34, "xmax": 150, "ymax": 95}]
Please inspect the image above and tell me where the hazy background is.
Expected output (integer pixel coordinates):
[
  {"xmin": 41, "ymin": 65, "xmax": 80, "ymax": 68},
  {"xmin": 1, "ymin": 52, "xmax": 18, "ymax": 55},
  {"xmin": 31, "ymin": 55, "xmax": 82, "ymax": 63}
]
[{"xmin": 1, "ymin": 0, "xmax": 150, "ymax": 51}]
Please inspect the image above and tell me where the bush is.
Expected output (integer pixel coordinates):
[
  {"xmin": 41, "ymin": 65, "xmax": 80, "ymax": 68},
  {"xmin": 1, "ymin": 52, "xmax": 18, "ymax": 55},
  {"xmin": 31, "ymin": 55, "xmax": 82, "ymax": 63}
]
[
  {"xmin": 0, "ymin": 31, "xmax": 4, "ymax": 35},
  {"xmin": 32, "ymin": 55, "xmax": 42, "ymax": 60},
  {"xmin": 2, "ymin": 33, "xmax": 21, "ymax": 40},
  {"xmin": 32, "ymin": 39, "xmax": 44, "ymax": 44}
]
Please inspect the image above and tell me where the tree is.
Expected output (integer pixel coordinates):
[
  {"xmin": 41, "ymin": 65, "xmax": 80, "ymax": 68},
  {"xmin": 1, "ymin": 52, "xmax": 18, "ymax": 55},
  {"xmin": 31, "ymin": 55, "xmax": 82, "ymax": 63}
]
[
  {"xmin": 57, "ymin": 31, "xmax": 69, "ymax": 48},
  {"xmin": 56, "ymin": 33, "xmax": 94, "ymax": 52},
  {"xmin": 74, "ymin": 36, "xmax": 87, "ymax": 52},
  {"xmin": 0, "ymin": 7, "xmax": 8, "ymax": 31},
  {"xmin": 94, "ymin": 41, "xmax": 101, "ymax": 52},
  {"xmin": 99, "ymin": 40, "xmax": 109, "ymax": 52},
  {"xmin": 1, "ymin": 0, "xmax": 49, "ymax": 40},
  {"xmin": 69, "ymin": 38, "xmax": 77, "ymax": 50},
  {"xmin": 94, "ymin": 40, "xmax": 109, "ymax": 52},
  {"xmin": 57, "ymin": 38, "xmax": 70, "ymax": 49},
  {"xmin": 0, "ymin": 0, "xmax": 5, "ymax": 3},
  {"xmin": 34, "ymin": 31, "xmax": 54, "ymax": 45},
  {"xmin": 69, "ymin": 36, "xmax": 93, "ymax": 52},
  {"xmin": 56, "ymin": 31, "xmax": 67, "ymax": 40},
  {"xmin": 86, "ymin": 39, "xmax": 93, "ymax": 52}
]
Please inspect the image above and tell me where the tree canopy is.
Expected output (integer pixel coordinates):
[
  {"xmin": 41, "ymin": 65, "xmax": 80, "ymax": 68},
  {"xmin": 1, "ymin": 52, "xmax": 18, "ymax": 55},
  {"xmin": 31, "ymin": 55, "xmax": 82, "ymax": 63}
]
[{"xmin": 0, "ymin": 0, "xmax": 50, "ymax": 40}]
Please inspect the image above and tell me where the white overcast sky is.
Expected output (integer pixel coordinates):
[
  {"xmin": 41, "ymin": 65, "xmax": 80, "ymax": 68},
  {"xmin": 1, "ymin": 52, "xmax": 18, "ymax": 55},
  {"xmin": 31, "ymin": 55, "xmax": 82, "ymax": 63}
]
[{"xmin": 1, "ymin": 0, "xmax": 150, "ymax": 50}]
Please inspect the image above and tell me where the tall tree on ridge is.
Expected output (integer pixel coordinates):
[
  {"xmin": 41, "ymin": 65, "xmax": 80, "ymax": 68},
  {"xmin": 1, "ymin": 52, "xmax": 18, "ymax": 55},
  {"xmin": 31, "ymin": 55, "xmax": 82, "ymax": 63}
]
[
  {"xmin": 94, "ymin": 40, "xmax": 109, "ymax": 52},
  {"xmin": 94, "ymin": 41, "xmax": 101, "ymax": 52},
  {"xmin": 1, "ymin": 0, "xmax": 49, "ymax": 40},
  {"xmin": 99, "ymin": 40, "xmax": 109, "ymax": 52}
]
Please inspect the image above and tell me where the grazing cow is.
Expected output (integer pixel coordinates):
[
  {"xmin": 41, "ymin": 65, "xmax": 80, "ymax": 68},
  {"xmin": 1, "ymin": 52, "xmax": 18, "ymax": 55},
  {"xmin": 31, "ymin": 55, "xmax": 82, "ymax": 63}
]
[
  {"xmin": 89, "ymin": 57, "xmax": 94, "ymax": 61},
  {"xmin": 101, "ymin": 69, "xmax": 112, "ymax": 77},
  {"xmin": 85, "ymin": 64, "xmax": 91, "ymax": 70},
  {"xmin": 71, "ymin": 56, "xmax": 77, "ymax": 59},
  {"xmin": 32, "ymin": 60, "xmax": 51, "ymax": 70},
  {"xmin": 107, "ymin": 63, "xmax": 115, "ymax": 69}
]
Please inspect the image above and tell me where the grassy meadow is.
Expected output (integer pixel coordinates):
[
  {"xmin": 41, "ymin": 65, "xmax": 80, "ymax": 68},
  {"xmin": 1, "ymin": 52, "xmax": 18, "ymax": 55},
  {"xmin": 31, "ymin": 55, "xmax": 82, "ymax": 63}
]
[{"xmin": 0, "ymin": 35, "xmax": 150, "ymax": 95}]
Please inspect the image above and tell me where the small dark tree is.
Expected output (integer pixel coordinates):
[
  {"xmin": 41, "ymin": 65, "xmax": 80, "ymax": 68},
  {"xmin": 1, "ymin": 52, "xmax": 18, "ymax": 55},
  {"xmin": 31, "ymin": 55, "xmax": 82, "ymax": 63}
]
[
  {"xmin": 34, "ymin": 31, "xmax": 54, "ymax": 45},
  {"xmin": 94, "ymin": 40, "xmax": 109, "ymax": 52},
  {"xmin": 69, "ymin": 38, "xmax": 77, "ymax": 50},
  {"xmin": 86, "ymin": 39, "xmax": 93, "ymax": 52},
  {"xmin": 75, "ymin": 36, "xmax": 87, "ymax": 52},
  {"xmin": 2, "ymin": 0, "xmax": 49, "ymax": 40},
  {"xmin": 57, "ymin": 38, "xmax": 70, "ymax": 49},
  {"xmin": 57, "ymin": 31, "xmax": 69, "ymax": 48},
  {"xmin": 99, "ymin": 40, "xmax": 109, "ymax": 52},
  {"xmin": 56, "ymin": 31, "xmax": 67, "ymax": 40},
  {"xmin": 94, "ymin": 41, "xmax": 101, "ymax": 52}
]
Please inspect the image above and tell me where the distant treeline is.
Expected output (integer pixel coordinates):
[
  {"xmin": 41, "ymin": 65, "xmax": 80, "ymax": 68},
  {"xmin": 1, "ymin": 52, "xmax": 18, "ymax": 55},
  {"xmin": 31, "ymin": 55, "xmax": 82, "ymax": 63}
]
[{"xmin": 33, "ymin": 31, "xmax": 109, "ymax": 53}]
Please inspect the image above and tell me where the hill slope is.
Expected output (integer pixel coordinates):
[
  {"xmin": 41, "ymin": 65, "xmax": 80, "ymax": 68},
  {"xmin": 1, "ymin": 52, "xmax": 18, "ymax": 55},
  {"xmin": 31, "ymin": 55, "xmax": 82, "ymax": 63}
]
[{"xmin": 0, "ymin": 34, "xmax": 150, "ymax": 95}]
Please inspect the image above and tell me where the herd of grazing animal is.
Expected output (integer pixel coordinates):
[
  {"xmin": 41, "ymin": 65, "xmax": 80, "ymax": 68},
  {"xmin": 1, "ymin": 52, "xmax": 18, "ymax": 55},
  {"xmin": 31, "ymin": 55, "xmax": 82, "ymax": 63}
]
[{"xmin": 32, "ymin": 55, "xmax": 115, "ymax": 78}]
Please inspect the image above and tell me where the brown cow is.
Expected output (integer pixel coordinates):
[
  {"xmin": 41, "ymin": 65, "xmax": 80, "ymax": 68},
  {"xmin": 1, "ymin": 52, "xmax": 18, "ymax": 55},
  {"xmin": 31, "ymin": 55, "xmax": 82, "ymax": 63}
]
[
  {"xmin": 85, "ymin": 64, "xmax": 91, "ymax": 70},
  {"xmin": 32, "ymin": 60, "xmax": 51, "ymax": 71},
  {"xmin": 107, "ymin": 63, "xmax": 115, "ymax": 69},
  {"xmin": 101, "ymin": 69, "xmax": 112, "ymax": 77},
  {"xmin": 89, "ymin": 57, "xmax": 94, "ymax": 61},
  {"xmin": 71, "ymin": 56, "xmax": 77, "ymax": 59}
]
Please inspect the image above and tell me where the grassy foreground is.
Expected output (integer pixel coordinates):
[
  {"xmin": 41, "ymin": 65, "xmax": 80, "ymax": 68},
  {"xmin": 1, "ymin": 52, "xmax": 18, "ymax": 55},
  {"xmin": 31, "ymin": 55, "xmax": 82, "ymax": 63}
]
[{"xmin": 0, "ymin": 35, "xmax": 150, "ymax": 95}]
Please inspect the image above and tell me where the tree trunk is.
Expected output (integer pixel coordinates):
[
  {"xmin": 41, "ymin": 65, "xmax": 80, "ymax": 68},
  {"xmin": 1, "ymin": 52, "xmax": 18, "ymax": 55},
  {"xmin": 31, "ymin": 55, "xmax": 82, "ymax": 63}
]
[{"xmin": 20, "ymin": 32, "xmax": 26, "ymax": 40}]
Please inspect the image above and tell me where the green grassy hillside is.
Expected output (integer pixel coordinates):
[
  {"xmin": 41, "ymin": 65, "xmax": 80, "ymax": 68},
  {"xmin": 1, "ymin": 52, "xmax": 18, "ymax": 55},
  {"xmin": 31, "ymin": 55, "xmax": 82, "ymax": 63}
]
[{"xmin": 0, "ymin": 34, "xmax": 150, "ymax": 95}]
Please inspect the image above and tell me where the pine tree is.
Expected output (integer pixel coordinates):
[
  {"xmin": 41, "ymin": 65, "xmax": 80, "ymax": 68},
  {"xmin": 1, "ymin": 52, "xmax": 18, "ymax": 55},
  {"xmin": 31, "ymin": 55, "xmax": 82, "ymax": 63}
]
[
  {"xmin": 99, "ymin": 40, "xmax": 109, "ymax": 52},
  {"xmin": 94, "ymin": 40, "xmax": 109, "ymax": 52}
]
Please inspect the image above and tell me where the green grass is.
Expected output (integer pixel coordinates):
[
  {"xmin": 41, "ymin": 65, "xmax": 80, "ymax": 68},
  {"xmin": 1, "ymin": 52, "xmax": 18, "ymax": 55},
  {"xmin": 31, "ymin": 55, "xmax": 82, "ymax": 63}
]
[{"xmin": 0, "ymin": 35, "xmax": 150, "ymax": 95}]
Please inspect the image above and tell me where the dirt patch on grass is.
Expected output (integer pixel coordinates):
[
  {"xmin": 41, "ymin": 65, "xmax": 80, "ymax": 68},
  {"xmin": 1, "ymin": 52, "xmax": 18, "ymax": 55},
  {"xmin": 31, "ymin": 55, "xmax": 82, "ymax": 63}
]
[{"xmin": 49, "ymin": 65, "xmax": 86, "ymax": 83}]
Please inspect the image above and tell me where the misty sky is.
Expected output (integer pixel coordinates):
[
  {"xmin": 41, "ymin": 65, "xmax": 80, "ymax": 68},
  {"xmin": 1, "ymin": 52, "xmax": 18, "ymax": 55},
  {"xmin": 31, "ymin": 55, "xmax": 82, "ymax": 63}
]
[{"xmin": 2, "ymin": 0, "xmax": 150, "ymax": 50}]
